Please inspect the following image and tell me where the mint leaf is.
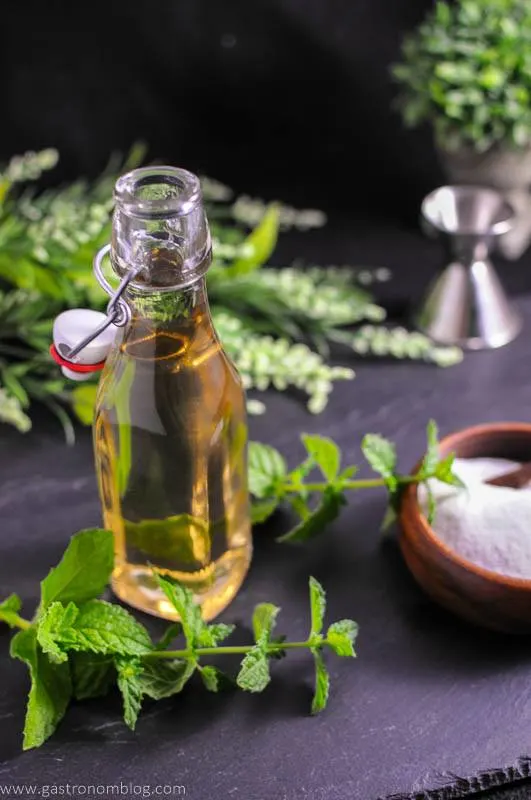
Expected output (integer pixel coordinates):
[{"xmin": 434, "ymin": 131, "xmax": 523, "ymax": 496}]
[
  {"xmin": 381, "ymin": 504, "xmax": 397, "ymax": 532},
  {"xmin": 40, "ymin": 529, "xmax": 114, "ymax": 612},
  {"xmin": 47, "ymin": 599, "xmax": 153, "ymax": 657},
  {"xmin": 301, "ymin": 434, "xmax": 340, "ymax": 481},
  {"xmin": 422, "ymin": 420, "xmax": 440, "ymax": 475},
  {"xmin": 200, "ymin": 665, "xmax": 228, "ymax": 692},
  {"xmin": 37, "ymin": 602, "xmax": 79, "ymax": 663},
  {"xmin": 252, "ymin": 603, "xmax": 280, "ymax": 644},
  {"xmin": 338, "ymin": 465, "xmax": 358, "ymax": 483},
  {"xmin": 70, "ymin": 653, "xmax": 115, "ymax": 700},
  {"xmin": 288, "ymin": 457, "xmax": 316, "ymax": 488},
  {"xmin": 139, "ymin": 659, "xmax": 196, "ymax": 700},
  {"xmin": 10, "ymin": 627, "xmax": 72, "ymax": 750},
  {"xmin": 250, "ymin": 497, "xmax": 279, "ymax": 524},
  {"xmin": 237, "ymin": 645, "xmax": 271, "ymax": 692},
  {"xmin": 425, "ymin": 481, "xmax": 436, "ymax": 525},
  {"xmin": 361, "ymin": 434, "xmax": 397, "ymax": 479},
  {"xmin": 277, "ymin": 487, "xmax": 346, "ymax": 543},
  {"xmin": 326, "ymin": 620, "xmax": 358, "ymax": 657},
  {"xmin": 435, "ymin": 453, "xmax": 465, "ymax": 488},
  {"xmin": 309, "ymin": 577, "xmax": 326, "ymax": 636},
  {"xmin": 116, "ymin": 657, "xmax": 143, "ymax": 730},
  {"xmin": 198, "ymin": 623, "xmax": 235, "ymax": 648},
  {"xmin": 248, "ymin": 442, "xmax": 287, "ymax": 499},
  {"xmin": 311, "ymin": 650, "xmax": 330, "ymax": 714},
  {"xmin": 0, "ymin": 593, "xmax": 23, "ymax": 628},
  {"xmin": 156, "ymin": 576, "xmax": 203, "ymax": 649},
  {"xmin": 155, "ymin": 622, "xmax": 182, "ymax": 651}
]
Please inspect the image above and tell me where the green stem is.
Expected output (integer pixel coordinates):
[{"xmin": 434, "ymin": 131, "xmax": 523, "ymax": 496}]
[
  {"xmin": 8, "ymin": 614, "xmax": 31, "ymax": 631},
  {"xmin": 144, "ymin": 639, "xmax": 314, "ymax": 661},
  {"xmin": 283, "ymin": 473, "xmax": 427, "ymax": 493}
]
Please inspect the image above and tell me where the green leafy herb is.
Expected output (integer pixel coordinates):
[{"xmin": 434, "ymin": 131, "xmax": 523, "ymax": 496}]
[
  {"xmin": 0, "ymin": 148, "xmax": 461, "ymax": 436},
  {"xmin": 392, "ymin": 0, "xmax": 531, "ymax": 152},
  {"xmin": 116, "ymin": 657, "xmax": 144, "ymax": 730},
  {"xmin": 311, "ymin": 650, "xmax": 330, "ymax": 715},
  {"xmin": 248, "ymin": 442, "xmax": 287, "ymax": 499},
  {"xmin": 10, "ymin": 627, "xmax": 72, "ymax": 751},
  {"xmin": 250, "ymin": 420, "xmax": 464, "ymax": 542},
  {"xmin": 0, "ymin": 533, "xmax": 359, "ymax": 750},
  {"xmin": 39, "ymin": 528, "xmax": 114, "ymax": 611},
  {"xmin": 0, "ymin": 594, "xmax": 25, "ymax": 629}
]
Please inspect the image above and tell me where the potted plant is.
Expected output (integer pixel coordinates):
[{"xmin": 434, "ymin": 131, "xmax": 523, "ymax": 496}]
[{"xmin": 392, "ymin": 0, "xmax": 531, "ymax": 258}]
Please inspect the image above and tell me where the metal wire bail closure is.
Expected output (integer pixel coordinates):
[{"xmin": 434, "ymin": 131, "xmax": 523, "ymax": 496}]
[{"xmin": 51, "ymin": 244, "xmax": 141, "ymax": 377}]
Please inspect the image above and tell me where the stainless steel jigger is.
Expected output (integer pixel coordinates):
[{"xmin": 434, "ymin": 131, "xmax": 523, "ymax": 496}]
[{"xmin": 415, "ymin": 185, "xmax": 522, "ymax": 349}]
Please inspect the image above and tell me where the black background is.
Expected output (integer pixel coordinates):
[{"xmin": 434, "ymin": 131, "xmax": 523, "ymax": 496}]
[{"xmin": 1, "ymin": 0, "xmax": 442, "ymax": 221}]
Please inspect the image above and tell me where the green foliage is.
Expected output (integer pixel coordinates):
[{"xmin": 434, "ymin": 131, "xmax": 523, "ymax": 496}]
[
  {"xmin": 39, "ymin": 528, "xmax": 114, "ymax": 611},
  {"xmin": 392, "ymin": 0, "xmax": 531, "ymax": 151},
  {"xmin": 249, "ymin": 421, "xmax": 464, "ymax": 542},
  {"xmin": 0, "ymin": 533, "xmax": 357, "ymax": 750},
  {"xmin": 0, "ymin": 594, "xmax": 24, "ymax": 628},
  {"xmin": 0, "ymin": 149, "xmax": 461, "ymax": 434}
]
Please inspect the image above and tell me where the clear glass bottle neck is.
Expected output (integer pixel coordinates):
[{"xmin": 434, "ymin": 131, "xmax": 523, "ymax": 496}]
[{"xmin": 111, "ymin": 167, "xmax": 212, "ymax": 292}]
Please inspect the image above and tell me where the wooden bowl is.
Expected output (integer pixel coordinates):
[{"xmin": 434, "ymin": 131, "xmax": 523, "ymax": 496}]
[{"xmin": 400, "ymin": 422, "xmax": 531, "ymax": 634}]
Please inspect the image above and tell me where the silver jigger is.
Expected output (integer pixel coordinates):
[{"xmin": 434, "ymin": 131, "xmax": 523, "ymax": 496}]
[{"xmin": 415, "ymin": 186, "xmax": 522, "ymax": 350}]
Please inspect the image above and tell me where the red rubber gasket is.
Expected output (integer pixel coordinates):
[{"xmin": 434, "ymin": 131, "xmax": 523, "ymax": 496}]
[{"xmin": 49, "ymin": 344, "xmax": 106, "ymax": 373}]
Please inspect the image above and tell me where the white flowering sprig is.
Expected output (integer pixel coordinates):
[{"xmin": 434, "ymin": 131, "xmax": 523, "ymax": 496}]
[
  {"xmin": 0, "ymin": 150, "xmax": 463, "ymax": 435},
  {"xmin": 213, "ymin": 311, "xmax": 354, "ymax": 414},
  {"xmin": 331, "ymin": 325, "xmax": 463, "ymax": 367}
]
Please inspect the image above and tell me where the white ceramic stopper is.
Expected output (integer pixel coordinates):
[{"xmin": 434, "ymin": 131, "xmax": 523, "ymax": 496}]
[{"xmin": 53, "ymin": 309, "xmax": 118, "ymax": 382}]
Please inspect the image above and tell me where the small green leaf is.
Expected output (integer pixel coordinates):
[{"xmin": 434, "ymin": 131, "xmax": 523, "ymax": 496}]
[
  {"xmin": 276, "ymin": 487, "xmax": 346, "ymax": 544},
  {"xmin": 40, "ymin": 529, "xmax": 114, "ymax": 612},
  {"xmin": 326, "ymin": 620, "xmax": 358, "ymax": 657},
  {"xmin": 200, "ymin": 665, "xmax": 228, "ymax": 692},
  {"xmin": 309, "ymin": 577, "xmax": 326, "ymax": 636},
  {"xmin": 301, "ymin": 434, "xmax": 340, "ymax": 481},
  {"xmin": 381, "ymin": 504, "xmax": 397, "ymax": 532},
  {"xmin": 0, "ymin": 593, "xmax": 23, "ymax": 628},
  {"xmin": 156, "ymin": 576, "xmax": 203, "ymax": 649},
  {"xmin": 49, "ymin": 599, "xmax": 153, "ymax": 657},
  {"xmin": 435, "ymin": 453, "xmax": 465, "ymax": 488},
  {"xmin": 311, "ymin": 650, "xmax": 330, "ymax": 714},
  {"xmin": 198, "ymin": 623, "xmax": 235, "ymax": 648},
  {"xmin": 37, "ymin": 602, "xmax": 79, "ymax": 663},
  {"xmin": 425, "ymin": 482, "xmax": 436, "ymax": 525},
  {"xmin": 252, "ymin": 603, "xmax": 280, "ymax": 644},
  {"xmin": 338, "ymin": 465, "xmax": 358, "ymax": 482},
  {"xmin": 115, "ymin": 657, "xmax": 144, "ymax": 730},
  {"xmin": 224, "ymin": 205, "xmax": 280, "ymax": 277},
  {"xmin": 288, "ymin": 457, "xmax": 316, "ymax": 487},
  {"xmin": 10, "ymin": 627, "xmax": 72, "ymax": 750},
  {"xmin": 70, "ymin": 653, "xmax": 115, "ymax": 700},
  {"xmin": 139, "ymin": 659, "xmax": 196, "ymax": 700},
  {"xmin": 155, "ymin": 622, "xmax": 182, "ymax": 651},
  {"xmin": 237, "ymin": 645, "xmax": 271, "ymax": 693},
  {"xmin": 361, "ymin": 434, "xmax": 397, "ymax": 479},
  {"xmin": 248, "ymin": 442, "xmax": 287, "ymax": 499},
  {"xmin": 250, "ymin": 497, "xmax": 279, "ymax": 524},
  {"xmin": 422, "ymin": 420, "xmax": 440, "ymax": 475}
]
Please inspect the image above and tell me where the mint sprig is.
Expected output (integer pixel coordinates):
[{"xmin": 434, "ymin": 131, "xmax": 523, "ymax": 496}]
[
  {"xmin": 0, "ymin": 529, "xmax": 358, "ymax": 750},
  {"xmin": 249, "ymin": 420, "xmax": 463, "ymax": 541}
]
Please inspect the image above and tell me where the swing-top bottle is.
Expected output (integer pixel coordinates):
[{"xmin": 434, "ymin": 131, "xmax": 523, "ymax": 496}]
[{"xmin": 93, "ymin": 166, "xmax": 252, "ymax": 621}]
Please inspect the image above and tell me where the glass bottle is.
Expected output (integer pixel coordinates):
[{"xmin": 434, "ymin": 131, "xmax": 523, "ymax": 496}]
[{"xmin": 93, "ymin": 166, "xmax": 252, "ymax": 621}]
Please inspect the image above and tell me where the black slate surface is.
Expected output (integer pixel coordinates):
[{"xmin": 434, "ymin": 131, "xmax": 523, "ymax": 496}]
[{"xmin": 1, "ymin": 220, "xmax": 531, "ymax": 799}]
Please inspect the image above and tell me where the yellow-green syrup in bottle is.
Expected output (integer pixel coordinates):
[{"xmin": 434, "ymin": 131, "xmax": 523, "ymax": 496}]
[{"xmin": 94, "ymin": 167, "xmax": 251, "ymax": 621}]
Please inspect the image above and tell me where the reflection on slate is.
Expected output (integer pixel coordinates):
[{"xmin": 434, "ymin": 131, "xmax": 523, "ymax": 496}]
[{"xmin": 0, "ymin": 223, "xmax": 531, "ymax": 798}]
